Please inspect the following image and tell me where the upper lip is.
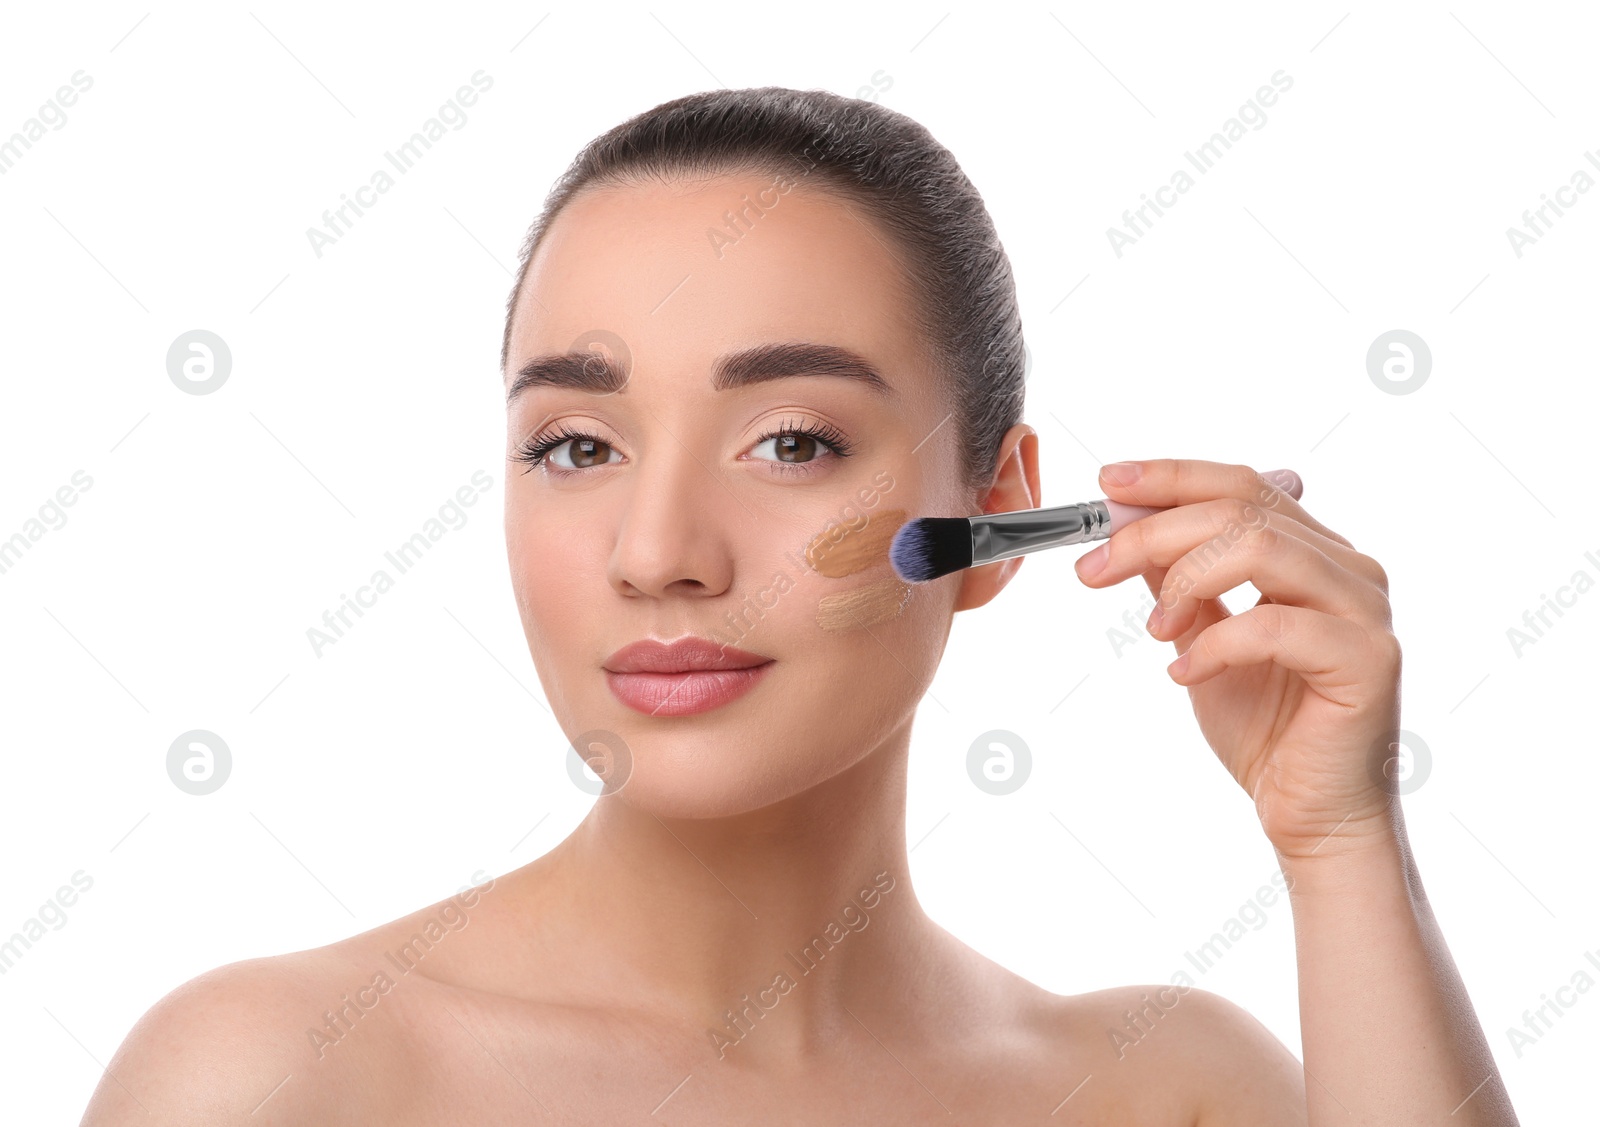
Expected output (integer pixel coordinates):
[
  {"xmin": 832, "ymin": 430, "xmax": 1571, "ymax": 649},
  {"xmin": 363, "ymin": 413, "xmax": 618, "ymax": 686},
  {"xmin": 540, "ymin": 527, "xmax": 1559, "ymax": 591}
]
[{"xmin": 603, "ymin": 637, "xmax": 774, "ymax": 674}]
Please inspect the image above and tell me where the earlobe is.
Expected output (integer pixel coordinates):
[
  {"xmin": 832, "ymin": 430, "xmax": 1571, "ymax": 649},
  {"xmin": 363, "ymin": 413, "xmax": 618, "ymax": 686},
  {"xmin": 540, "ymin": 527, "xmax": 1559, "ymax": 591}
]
[{"xmin": 952, "ymin": 423, "xmax": 1040, "ymax": 613}]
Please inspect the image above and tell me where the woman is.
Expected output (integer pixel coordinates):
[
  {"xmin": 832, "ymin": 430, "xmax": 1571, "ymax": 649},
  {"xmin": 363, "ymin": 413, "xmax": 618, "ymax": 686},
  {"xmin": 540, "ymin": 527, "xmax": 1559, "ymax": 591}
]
[{"xmin": 83, "ymin": 87, "xmax": 1518, "ymax": 1125}]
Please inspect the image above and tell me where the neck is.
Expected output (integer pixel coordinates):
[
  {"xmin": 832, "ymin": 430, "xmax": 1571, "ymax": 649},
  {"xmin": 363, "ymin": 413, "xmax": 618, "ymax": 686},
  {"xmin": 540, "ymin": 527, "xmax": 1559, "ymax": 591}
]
[{"xmin": 517, "ymin": 722, "xmax": 946, "ymax": 1064}]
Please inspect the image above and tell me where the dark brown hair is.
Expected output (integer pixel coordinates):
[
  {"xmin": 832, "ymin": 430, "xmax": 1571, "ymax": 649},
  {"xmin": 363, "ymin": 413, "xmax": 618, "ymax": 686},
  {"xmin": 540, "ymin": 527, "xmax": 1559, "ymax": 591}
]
[{"xmin": 500, "ymin": 86, "xmax": 1026, "ymax": 493}]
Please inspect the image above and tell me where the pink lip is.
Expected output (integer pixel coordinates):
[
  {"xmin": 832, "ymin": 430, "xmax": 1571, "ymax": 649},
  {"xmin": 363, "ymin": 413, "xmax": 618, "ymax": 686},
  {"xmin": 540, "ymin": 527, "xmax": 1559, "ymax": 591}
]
[{"xmin": 603, "ymin": 637, "xmax": 774, "ymax": 717}]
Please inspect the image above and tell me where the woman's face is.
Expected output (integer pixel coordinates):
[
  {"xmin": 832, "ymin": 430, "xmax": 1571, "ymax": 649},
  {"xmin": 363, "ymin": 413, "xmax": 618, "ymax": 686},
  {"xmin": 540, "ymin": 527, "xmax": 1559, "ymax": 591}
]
[{"xmin": 503, "ymin": 172, "xmax": 975, "ymax": 819}]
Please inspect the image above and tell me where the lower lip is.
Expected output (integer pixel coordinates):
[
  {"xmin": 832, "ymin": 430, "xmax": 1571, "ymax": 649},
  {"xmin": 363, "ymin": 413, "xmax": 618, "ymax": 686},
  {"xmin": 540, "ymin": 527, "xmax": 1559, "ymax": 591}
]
[{"xmin": 604, "ymin": 663, "xmax": 773, "ymax": 717}]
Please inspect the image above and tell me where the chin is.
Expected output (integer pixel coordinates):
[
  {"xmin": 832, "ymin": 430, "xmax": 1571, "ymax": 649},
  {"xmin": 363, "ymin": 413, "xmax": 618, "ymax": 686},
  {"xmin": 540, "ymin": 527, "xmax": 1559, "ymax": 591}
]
[{"xmin": 590, "ymin": 728, "xmax": 857, "ymax": 822}]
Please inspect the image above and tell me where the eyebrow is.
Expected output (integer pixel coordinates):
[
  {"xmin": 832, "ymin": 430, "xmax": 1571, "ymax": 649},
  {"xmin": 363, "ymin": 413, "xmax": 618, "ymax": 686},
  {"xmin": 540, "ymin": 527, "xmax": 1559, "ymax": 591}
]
[{"xmin": 505, "ymin": 341, "xmax": 896, "ymax": 405}]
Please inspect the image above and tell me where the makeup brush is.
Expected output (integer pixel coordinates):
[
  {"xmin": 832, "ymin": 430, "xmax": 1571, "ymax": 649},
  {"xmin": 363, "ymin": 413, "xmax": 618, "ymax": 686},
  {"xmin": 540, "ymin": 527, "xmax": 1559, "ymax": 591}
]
[{"xmin": 889, "ymin": 468, "xmax": 1304, "ymax": 583}]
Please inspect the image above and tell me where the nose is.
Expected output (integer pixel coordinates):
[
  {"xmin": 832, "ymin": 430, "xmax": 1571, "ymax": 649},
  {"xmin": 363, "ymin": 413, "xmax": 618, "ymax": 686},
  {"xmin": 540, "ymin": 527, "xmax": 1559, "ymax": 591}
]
[{"xmin": 606, "ymin": 438, "xmax": 737, "ymax": 600}]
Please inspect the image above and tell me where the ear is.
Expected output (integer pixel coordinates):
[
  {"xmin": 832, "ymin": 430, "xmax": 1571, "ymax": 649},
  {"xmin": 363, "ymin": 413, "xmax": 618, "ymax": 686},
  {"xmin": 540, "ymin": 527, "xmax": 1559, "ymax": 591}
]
[{"xmin": 953, "ymin": 423, "xmax": 1040, "ymax": 612}]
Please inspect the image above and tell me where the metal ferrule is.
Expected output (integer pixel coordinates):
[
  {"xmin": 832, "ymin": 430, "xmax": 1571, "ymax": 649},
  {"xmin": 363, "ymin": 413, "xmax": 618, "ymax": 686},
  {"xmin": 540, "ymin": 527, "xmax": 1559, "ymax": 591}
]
[{"xmin": 970, "ymin": 500, "xmax": 1113, "ymax": 565}]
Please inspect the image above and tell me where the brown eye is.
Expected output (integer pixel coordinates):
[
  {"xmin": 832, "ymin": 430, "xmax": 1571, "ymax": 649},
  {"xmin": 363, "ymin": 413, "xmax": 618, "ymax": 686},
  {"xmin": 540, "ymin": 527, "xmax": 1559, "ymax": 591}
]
[
  {"xmin": 746, "ymin": 420, "xmax": 855, "ymax": 475},
  {"xmin": 515, "ymin": 428, "xmax": 622, "ymax": 473},
  {"xmin": 772, "ymin": 433, "xmax": 818, "ymax": 462},
  {"xmin": 565, "ymin": 437, "xmax": 613, "ymax": 468},
  {"xmin": 752, "ymin": 427, "xmax": 848, "ymax": 467}
]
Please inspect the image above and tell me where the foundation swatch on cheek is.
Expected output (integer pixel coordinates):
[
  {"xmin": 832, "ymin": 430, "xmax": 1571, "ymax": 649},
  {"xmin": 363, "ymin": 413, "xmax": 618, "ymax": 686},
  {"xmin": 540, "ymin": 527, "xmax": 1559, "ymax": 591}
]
[
  {"xmin": 805, "ymin": 508, "xmax": 909, "ymax": 577},
  {"xmin": 817, "ymin": 577, "xmax": 913, "ymax": 631}
]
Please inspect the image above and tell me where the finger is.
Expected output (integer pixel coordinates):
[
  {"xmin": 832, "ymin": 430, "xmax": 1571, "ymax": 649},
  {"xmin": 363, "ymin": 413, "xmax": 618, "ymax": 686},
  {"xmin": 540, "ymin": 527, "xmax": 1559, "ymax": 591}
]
[
  {"xmin": 1088, "ymin": 496, "xmax": 1388, "ymax": 611},
  {"xmin": 1267, "ymin": 512, "xmax": 1389, "ymax": 593},
  {"xmin": 1138, "ymin": 563, "xmax": 1234, "ymax": 660},
  {"xmin": 1170, "ymin": 603, "xmax": 1395, "ymax": 710},
  {"xmin": 1098, "ymin": 459, "xmax": 1356, "ymax": 551},
  {"xmin": 1149, "ymin": 517, "xmax": 1392, "ymax": 648}
]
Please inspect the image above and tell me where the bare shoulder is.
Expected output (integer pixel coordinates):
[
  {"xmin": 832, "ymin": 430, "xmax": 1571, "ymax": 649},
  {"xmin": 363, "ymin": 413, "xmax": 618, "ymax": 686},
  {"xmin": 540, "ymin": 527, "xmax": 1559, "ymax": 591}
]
[
  {"xmin": 80, "ymin": 873, "xmax": 506, "ymax": 1125},
  {"xmin": 78, "ymin": 943, "xmax": 424, "ymax": 1125},
  {"xmin": 1063, "ymin": 982, "xmax": 1307, "ymax": 1126}
]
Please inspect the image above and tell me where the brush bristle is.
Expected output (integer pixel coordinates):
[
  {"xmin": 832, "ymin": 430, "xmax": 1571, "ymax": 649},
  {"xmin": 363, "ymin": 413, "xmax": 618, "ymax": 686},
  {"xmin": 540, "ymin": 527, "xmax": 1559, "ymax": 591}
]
[{"xmin": 889, "ymin": 517, "xmax": 974, "ymax": 583}]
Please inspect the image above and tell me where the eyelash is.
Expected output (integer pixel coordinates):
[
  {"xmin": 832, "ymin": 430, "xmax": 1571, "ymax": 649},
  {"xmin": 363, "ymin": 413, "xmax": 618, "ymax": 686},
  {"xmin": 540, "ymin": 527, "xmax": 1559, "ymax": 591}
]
[{"xmin": 512, "ymin": 417, "xmax": 856, "ymax": 479}]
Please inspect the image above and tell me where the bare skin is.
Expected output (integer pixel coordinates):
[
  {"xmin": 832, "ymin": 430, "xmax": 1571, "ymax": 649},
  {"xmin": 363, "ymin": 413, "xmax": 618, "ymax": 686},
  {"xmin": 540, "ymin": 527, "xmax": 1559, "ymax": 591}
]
[
  {"xmin": 80, "ymin": 713, "xmax": 1295, "ymax": 1123},
  {"xmin": 76, "ymin": 829, "xmax": 1301, "ymax": 1126},
  {"xmin": 81, "ymin": 170, "xmax": 1511, "ymax": 1125}
]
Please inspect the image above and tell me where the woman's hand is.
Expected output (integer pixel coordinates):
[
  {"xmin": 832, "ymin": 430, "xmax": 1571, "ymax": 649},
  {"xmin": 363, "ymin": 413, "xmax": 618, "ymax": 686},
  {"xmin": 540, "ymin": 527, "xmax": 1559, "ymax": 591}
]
[{"xmin": 1073, "ymin": 459, "xmax": 1403, "ymax": 861}]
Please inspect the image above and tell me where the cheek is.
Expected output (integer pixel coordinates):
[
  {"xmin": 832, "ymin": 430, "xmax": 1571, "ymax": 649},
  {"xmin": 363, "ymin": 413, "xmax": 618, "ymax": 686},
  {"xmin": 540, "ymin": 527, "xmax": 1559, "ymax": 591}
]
[
  {"xmin": 799, "ymin": 506, "xmax": 919, "ymax": 632},
  {"xmin": 716, "ymin": 503, "xmax": 921, "ymax": 653},
  {"xmin": 816, "ymin": 577, "xmax": 913, "ymax": 631},
  {"xmin": 804, "ymin": 508, "xmax": 908, "ymax": 577},
  {"xmin": 505, "ymin": 495, "xmax": 589, "ymax": 630}
]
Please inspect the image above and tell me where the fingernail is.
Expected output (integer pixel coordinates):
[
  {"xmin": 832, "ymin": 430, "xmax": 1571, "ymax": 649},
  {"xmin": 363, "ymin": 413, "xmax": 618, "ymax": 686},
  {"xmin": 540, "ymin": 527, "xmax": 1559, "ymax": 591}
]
[
  {"xmin": 1146, "ymin": 603, "xmax": 1164, "ymax": 635},
  {"xmin": 1077, "ymin": 542, "xmax": 1110, "ymax": 578},
  {"xmin": 1101, "ymin": 461, "xmax": 1141, "ymax": 486},
  {"xmin": 1168, "ymin": 652, "xmax": 1190, "ymax": 679}
]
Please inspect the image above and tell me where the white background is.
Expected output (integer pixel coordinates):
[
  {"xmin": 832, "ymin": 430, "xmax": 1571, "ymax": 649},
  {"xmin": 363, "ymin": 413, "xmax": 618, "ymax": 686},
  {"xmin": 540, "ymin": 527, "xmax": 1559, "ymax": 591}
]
[{"xmin": 2, "ymin": 2, "xmax": 1594, "ymax": 1121}]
